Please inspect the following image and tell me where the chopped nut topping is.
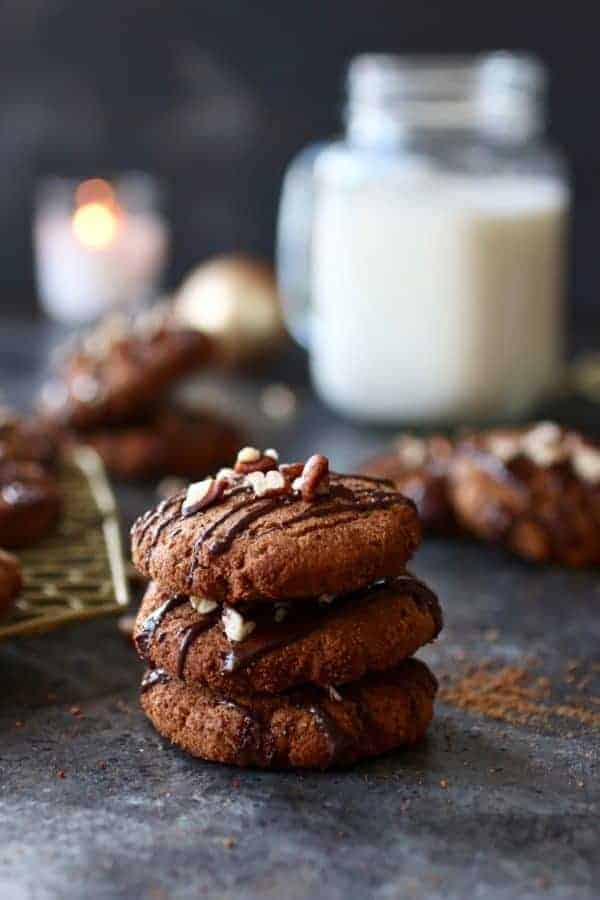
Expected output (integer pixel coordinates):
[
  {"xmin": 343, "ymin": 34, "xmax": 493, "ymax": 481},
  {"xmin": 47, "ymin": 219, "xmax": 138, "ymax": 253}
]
[
  {"xmin": 237, "ymin": 446, "xmax": 261, "ymax": 464},
  {"xmin": 39, "ymin": 381, "xmax": 69, "ymax": 412},
  {"xmin": 190, "ymin": 596, "xmax": 218, "ymax": 614},
  {"xmin": 527, "ymin": 421, "xmax": 562, "ymax": 444},
  {"xmin": 244, "ymin": 471, "xmax": 267, "ymax": 495},
  {"xmin": 293, "ymin": 454, "xmax": 330, "ymax": 501},
  {"xmin": 234, "ymin": 447, "xmax": 278, "ymax": 475},
  {"xmin": 216, "ymin": 467, "xmax": 237, "ymax": 483},
  {"xmin": 182, "ymin": 477, "xmax": 225, "ymax": 515},
  {"xmin": 244, "ymin": 469, "xmax": 290, "ymax": 498},
  {"xmin": 71, "ymin": 373, "xmax": 102, "ymax": 404},
  {"xmin": 279, "ymin": 462, "xmax": 304, "ymax": 480},
  {"xmin": 572, "ymin": 445, "xmax": 600, "ymax": 484},
  {"xmin": 318, "ymin": 593, "xmax": 336, "ymax": 605},
  {"xmin": 524, "ymin": 440, "xmax": 567, "ymax": 467},
  {"xmin": 487, "ymin": 433, "xmax": 522, "ymax": 463},
  {"xmin": 395, "ymin": 435, "xmax": 427, "ymax": 468},
  {"xmin": 327, "ymin": 685, "xmax": 342, "ymax": 702},
  {"xmin": 521, "ymin": 421, "xmax": 568, "ymax": 467},
  {"xmin": 222, "ymin": 606, "xmax": 256, "ymax": 642}
]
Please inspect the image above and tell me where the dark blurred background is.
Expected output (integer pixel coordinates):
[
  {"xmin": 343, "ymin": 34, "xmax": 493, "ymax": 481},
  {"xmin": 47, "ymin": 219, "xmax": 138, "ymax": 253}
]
[{"xmin": 0, "ymin": 2, "xmax": 597, "ymax": 346}]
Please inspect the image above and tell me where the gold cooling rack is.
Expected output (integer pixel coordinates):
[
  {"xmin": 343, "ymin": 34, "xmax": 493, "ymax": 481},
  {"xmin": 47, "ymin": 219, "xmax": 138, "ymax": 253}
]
[{"xmin": 0, "ymin": 446, "xmax": 129, "ymax": 640}]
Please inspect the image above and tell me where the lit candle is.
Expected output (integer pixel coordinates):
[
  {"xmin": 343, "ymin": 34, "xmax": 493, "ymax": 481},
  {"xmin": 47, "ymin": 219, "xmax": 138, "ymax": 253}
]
[{"xmin": 34, "ymin": 174, "xmax": 170, "ymax": 324}]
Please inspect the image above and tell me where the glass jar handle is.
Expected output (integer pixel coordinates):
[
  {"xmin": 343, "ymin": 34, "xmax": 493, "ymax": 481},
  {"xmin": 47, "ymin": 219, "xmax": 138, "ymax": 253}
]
[{"xmin": 276, "ymin": 144, "xmax": 325, "ymax": 349}]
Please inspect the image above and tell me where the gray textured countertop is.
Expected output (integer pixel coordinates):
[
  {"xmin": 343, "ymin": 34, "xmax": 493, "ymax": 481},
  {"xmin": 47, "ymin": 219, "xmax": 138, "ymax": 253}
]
[{"xmin": 1, "ymin": 321, "xmax": 598, "ymax": 899}]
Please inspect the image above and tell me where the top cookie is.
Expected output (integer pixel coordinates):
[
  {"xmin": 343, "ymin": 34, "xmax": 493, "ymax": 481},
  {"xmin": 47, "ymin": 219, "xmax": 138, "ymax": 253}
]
[
  {"xmin": 38, "ymin": 309, "xmax": 212, "ymax": 430},
  {"xmin": 131, "ymin": 449, "xmax": 421, "ymax": 603}
]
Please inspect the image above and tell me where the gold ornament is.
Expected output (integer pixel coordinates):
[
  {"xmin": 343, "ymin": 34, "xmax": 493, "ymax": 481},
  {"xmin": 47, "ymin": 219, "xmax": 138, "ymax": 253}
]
[{"xmin": 175, "ymin": 255, "xmax": 284, "ymax": 366}]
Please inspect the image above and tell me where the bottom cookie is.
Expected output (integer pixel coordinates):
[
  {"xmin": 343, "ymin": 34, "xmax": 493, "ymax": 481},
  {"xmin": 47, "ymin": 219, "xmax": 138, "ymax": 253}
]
[
  {"xmin": 140, "ymin": 659, "xmax": 437, "ymax": 770},
  {"xmin": 0, "ymin": 548, "xmax": 22, "ymax": 618}
]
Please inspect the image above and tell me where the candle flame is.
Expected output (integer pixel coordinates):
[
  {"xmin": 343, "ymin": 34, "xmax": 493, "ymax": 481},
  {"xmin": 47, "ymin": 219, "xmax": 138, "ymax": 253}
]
[
  {"xmin": 75, "ymin": 178, "xmax": 115, "ymax": 207},
  {"xmin": 72, "ymin": 202, "xmax": 119, "ymax": 249}
]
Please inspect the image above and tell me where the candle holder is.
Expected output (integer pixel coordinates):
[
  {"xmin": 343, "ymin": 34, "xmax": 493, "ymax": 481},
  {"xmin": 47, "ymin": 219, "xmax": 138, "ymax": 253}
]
[{"xmin": 34, "ymin": 172, "xmax": 170, "ymax": 324}]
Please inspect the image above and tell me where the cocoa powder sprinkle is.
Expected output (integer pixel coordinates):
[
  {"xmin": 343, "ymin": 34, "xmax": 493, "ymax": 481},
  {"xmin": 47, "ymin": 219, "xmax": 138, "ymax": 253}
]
[{"xmin": 439, "ymin": 662, "xmax": 600, "ymax": 730}]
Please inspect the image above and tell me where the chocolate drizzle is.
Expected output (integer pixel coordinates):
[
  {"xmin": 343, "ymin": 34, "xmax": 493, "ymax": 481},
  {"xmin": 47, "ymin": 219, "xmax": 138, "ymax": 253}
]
[
  {"xmin": 256, "ymin": 490, "xmax": 400, "ymax": 541},
  {"xmin": 134, "ymin": 593, "xmax": 187, "ymax": 658},
  {"xmin": 205, "ymin": 497, "xmax": 281, "ymax": 555},
  {"xmin": 140, "ymin": 668, "xmax": 170, "ymax": 692},
  {"xmin": 221, "ymin": 574, "xmax": 440, "ymax": 674},
  {"xmin": 134, "ymin": 471, "xmax": 409, "ymax": 587},
  {"xmin": 183, "ymin": 481, "xmax": 402, "ymax": 585},
  {"xmin": 176, "ymin": 612, "xmax": 219, "ymax": 678},
  {"xmin": 311, "ymin": 706, "xmax": 351, "ymax": 762},
  {"xmin": 221, "ymin": 579, "xmax": 393, "ymax": 674},
  {"xmin": 136, "ymin": 494, "xmax": 180, "ymax": 542},
  {"xmin": 135, "ymin": 493, "xmax": 185, "ymax": 567}
]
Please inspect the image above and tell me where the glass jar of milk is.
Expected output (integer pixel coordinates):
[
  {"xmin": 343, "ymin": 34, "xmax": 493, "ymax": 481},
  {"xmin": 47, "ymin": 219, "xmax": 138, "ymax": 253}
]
[{"xmin": 277, "ymin": 53, "xmax": 569, "ymax": 424}]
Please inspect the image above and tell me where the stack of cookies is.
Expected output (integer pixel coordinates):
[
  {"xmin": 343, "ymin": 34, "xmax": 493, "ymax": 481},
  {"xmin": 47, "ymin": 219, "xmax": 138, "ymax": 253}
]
[
  {"xmin": 131, "ymin": 448, "xmax": 443, "ymax": 769},
  {"xmin": 363, "ymin": 422, "xmax": 600, "ymax": 566},
  {"xmin": 38, "ymin": 309, "xmax": 242, "ymax": 481}
]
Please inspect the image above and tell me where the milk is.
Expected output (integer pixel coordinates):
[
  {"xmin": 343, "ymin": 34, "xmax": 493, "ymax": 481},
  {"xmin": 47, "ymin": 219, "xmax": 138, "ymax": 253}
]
[{"xmin": 311, "ymin": 169, "xmax": 568, "ymax": 423}]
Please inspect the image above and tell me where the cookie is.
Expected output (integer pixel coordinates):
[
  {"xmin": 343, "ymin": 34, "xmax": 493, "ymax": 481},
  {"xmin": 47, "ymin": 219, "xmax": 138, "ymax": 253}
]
[
  {"xmin": 134, "ymin": 574, "xmax": 442, "ymax": 695},
  {"xmin": 0, "ymin": 461, "xmax": 61, "ymax": 548},
  {"xmin": 38, "ymin": 309, "xmax": 212, "ymax": 431},
  {"xmin": 450, "ymin": 423, "xmax": 600, "ymax": 566},
  {"xmin": 140, "ymin": 658, "xmax": 437, "ymax": 769},
  {"xmin": 0, "ymin": 406, "xmax": 59, "ymax": 469},
  {"xmin": 361, "ymin": 435, "xmax": 455, "ymax": 532},
  {"xmin": 77, "ymin": 406, "xmax": 243, "ymax": 480},
  {"xmin": 131, "ymin": 451, "xmax": 421, "ymax": 604},
  {"xmin": 0, "ymin": 548, "xmax": 22, "ymax": 618}
]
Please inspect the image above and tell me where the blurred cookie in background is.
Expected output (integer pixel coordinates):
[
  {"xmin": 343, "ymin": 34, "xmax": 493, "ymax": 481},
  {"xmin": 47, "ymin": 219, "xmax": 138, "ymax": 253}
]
[
  {"xmin": 0, "ymin": 406, "xmax": 60, "ymax": 469},
  {"xmin": 0, "ymin": 460, "xmax": 62, "ymax": 548},
  {"xmin": 450, "ymin": 423, "xmax": 600, "ymax": 567},
  {"xmin": 362, "ymin": 423, "xmax": 600, "ymax": 567},
  {"xmin": 361, "ymin": 435, "xmax": 456, "ymax": 532},
  {"xmin": 76, "ymin": 404, "xmax": 244, "ymax": 481},
  {"xmin": 38, "ymin": 306, "xmax": 213, "ymax": 431},
  {"xmin": 0, "ymin": 548, "xmax": 22, "ymax": 619}
]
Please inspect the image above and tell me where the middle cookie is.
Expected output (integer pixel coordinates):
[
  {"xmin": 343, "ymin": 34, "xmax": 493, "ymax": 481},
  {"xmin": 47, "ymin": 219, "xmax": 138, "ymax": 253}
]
[{"xmin": 134, "ymin": 574, "xmax": 442, "ymax": 695}]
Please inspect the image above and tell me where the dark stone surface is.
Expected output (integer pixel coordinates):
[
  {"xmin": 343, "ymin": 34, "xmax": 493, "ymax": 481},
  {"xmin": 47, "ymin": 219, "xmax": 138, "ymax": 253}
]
[{"xmin": 1, "ymin": 322, "xmax": 599, "ymax": 899}]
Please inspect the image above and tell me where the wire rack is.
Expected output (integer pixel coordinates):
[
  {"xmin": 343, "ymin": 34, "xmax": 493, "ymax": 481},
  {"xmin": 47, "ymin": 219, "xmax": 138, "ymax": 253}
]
[{"xmin": 0, "ymin": 446, "xmax": 129, "ymax": 641}]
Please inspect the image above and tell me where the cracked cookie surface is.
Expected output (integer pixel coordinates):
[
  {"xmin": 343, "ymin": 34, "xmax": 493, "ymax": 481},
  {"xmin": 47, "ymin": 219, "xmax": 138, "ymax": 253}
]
[{"xmin": 140, "ymin": 659, "xmax": 437, "ymax": 769}]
